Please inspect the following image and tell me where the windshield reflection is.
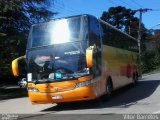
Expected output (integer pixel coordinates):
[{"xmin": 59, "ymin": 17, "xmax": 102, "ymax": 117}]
[
  {"xmin": 27, "ymin": 16, "xmax": 88, "ymax": 48},
  {"xmin": 27, "ymin": 42, "xmax": 89, "ymax": 82}
]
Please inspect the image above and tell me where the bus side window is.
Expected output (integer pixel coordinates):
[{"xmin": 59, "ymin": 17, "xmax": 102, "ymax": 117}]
[{"xmin": 89, "ymin": 16, "xmax": 101, "ymax": 48}]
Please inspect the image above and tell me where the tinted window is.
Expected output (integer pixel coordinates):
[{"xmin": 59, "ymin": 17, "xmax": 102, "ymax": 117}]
[
  {"xmin": 89, "ymin": 16, "xmax": 101, "ymax": 47},
  {"xmin": 27, "ymin": 16, "xmax": 88, "ymax": 49},
  {"xmin": 27, "ymin": 42, "xmax": 88, "ymax": 81},
  {"xmin": 100, "ymin": 22, "xmax": 138, "ymax": 52}
]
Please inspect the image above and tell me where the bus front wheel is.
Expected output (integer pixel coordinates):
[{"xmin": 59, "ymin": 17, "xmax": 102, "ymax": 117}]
[
  {"xmin": 106, "ymin": 78, "xmax": 113, "ymax": 97},
  {"xmin": 102, "ymin": 77, "xmax": 113, "ymax": 101}
]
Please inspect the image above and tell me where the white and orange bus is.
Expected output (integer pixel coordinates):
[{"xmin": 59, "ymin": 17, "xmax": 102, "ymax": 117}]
[{"xmin": 12, "ymin": 14, "xmax": 141, "ymax": 104}]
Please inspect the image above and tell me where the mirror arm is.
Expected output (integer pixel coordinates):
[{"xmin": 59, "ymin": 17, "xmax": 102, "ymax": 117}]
[{"xmin": 12, "ymin": 55, "xmax": 26, "ymax": 77}]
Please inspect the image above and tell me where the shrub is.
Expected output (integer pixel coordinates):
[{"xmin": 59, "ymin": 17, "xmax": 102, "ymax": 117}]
[{"xmin": 141, "ymin": 49, "xmax": 160, "ymax": 73}]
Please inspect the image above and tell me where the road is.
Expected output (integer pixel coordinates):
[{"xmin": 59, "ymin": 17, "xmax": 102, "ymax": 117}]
[{"xmin": 0, "ymin": 73, "xmax": 160, "ymax": 119}]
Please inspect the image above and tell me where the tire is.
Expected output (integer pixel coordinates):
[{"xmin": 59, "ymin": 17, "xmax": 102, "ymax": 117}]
[
  {"xmin": 101, "ymin": 78, "xmax": 113, "ymax": 101},
  {"xmin": 106, "ymin": 79, "xmax": 113, "ymax": 97},
  {"xmin": 132, "ymin": 73, "xmax": 138, "ymax": 86}
]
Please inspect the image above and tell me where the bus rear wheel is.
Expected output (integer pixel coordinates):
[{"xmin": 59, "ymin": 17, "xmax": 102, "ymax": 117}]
[{"xmin": 132, "ymin": 73, "xmax": 138, "ymax": 85}]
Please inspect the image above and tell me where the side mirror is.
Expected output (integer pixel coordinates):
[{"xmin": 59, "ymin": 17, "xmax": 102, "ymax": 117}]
[
  {"xmin": 86, "ymin": 46, "xmax": 94, "ymax": 68},
  {"xmin": 12, "ymin": 55, "xmax": 26, "ymax": 77}
]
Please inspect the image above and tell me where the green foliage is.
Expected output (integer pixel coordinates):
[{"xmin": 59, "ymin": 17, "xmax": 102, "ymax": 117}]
[
  {"xmin": 100, "ymin": 6, "xmax": 136, "ymax": 30},
  {"xmin": 0, "ymin": 0, "xmax": 55, "ymax": 34},
  {"xmin": 141, "ymin": 50, "xmax": 160, "ymax": 73},
  {"xmin": 141, "ymin": 50, "xmax": 155, "ymax": 73},
  {"xmin": 141, "ymin": 29, "xmax": 160, "ymax": 73},
  {"xmin": 100, "ymin": 6, "xmax": 148, "ymax": 39},
  {"xmin": 0, "ymin": 33, "xmax": 26, "ymax": 77},
  {"xmin": 0, "ymin": 0, "xmax": 55, "ymax": 79}
]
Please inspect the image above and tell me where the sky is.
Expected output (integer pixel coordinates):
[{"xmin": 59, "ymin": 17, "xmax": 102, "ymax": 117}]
[{"xmin": 52, "ymin": 0, "xmax": 160, "ymax": 29}]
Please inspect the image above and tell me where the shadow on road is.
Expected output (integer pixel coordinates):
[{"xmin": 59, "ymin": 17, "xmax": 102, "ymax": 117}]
[
  {"xmin": 0, "ymin": 87, "xmax": 27, "ymax": 100},
  {"xmin": 41, "ymin": 79, "xmax": 160, "ymax": 112}
]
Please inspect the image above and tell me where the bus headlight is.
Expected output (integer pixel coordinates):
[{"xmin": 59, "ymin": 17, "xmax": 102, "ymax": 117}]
[
  {"xmin": 76, "ymin": 80, "xmax": 92, "ymax": 88},
  {"xmin": 27, "ymin": 87, "xmax": 39, "ymax": 92}
]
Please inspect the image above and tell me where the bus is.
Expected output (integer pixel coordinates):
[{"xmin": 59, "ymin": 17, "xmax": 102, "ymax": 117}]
[{"xmin": 12, "ymin": 14, "xmax": 141, "ymax": 104}]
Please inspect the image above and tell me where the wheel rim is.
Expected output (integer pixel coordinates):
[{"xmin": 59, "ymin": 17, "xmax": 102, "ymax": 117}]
[
  {"xmin": 133, "ymin": 74, "xmax": 137, "ymax": 85},
  {"xmin": 107, "ymin": 81, "xmax": 112, "ymax": 95}
]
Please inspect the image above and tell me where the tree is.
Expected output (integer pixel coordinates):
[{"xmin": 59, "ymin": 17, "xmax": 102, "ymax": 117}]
[
  {"xmin": 0, "ymin": 0, "xmax": 55, "ymax": 34},
  {"xmin": 100, "ymin": 6, "xmax": 144, "ymax": 38},
  {"xmin": 0, "ymin": 0, "xmax": 55, "ymax": 78},
  {"xmin": 100, "ymin": 6, "xmax": 148, "ymax": 43},
  {"xmin": 100, "ymin": 6, "xmax": 136, "ymax": 31}
]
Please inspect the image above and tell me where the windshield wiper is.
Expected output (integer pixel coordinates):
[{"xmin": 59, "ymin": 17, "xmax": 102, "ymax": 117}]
[
  {"xmin": 33, "ymin": 79, "xmax": 53, "ymax": 84},
  {"xmin": 32, "ymin": 74, "xmax": 79, "ymax": 84},
  {"xmin": 33, "ymin": 79, "xmax": 39, "ymax": 85},
  {"xmin": 66, "ymin": 73, "xmax": 79, "ymax": 79}
]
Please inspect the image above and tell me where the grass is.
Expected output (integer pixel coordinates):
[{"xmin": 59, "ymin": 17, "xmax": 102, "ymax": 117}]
[{"xmin": 143, "ymin": 66, "xmax": 160, "ymax": 76}]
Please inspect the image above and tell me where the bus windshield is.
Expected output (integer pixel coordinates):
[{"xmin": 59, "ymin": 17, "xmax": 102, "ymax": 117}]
[
  {"xmin": 27, "ymin": 42, "xmax": 89, "ymax": 83},
  {"xmin": 27, "ymin": 16, "xmax": 88, "ymax": 48}
]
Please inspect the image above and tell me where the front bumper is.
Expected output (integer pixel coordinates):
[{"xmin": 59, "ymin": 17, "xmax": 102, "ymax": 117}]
[{"xmin": 28, "ymin": 85, "xmax": 96, "ymax": 104}]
